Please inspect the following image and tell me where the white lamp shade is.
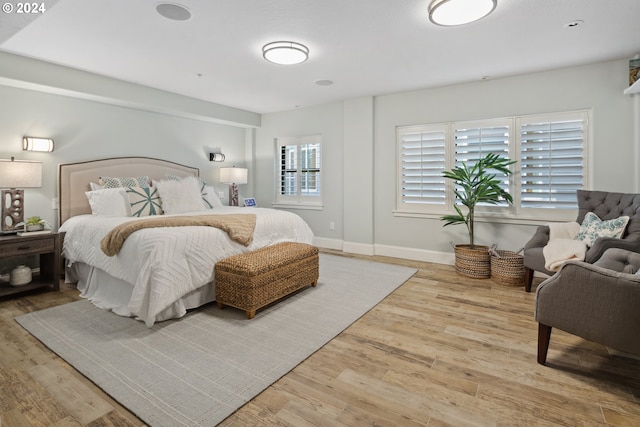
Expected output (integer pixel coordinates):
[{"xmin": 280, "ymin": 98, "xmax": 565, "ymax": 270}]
[
  {"xmin": 219, "ymin": 167, "xmax": 248, "ymax": 184},
  {"xmin": 429, "ymin": 0, "xmax": 496, "ymax": 26},
  {"xmin": 0, "ymin": 159, "xmax": 42, "ymax": 188}
]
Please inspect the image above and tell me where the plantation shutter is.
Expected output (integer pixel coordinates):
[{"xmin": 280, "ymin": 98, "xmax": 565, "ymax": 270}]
[
  {"xmin": 300, "ymin": 138, "xmax": 321, "ymax": 197},
  {"xmin": 276, "ymin": 135, "xmax": 322, "ymax": 204},
  {"xmin": 279, "ymin": 144, "xmax": 297, "ymax": 196},
  {"xmin": 399, "ymin": 126, "xmax": 447, "ymax": 206},
  {"xmin": 519, "ymin": 113, "xmax": 585, "ymax": 209},
  {"xmin": 453, "ymin": 122, "xmax": 511, "ymax": 206}
]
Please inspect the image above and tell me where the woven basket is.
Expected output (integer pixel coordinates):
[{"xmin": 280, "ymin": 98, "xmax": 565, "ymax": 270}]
[
  {"xmin": 454, "ymin": 244, "xmax": 491, "ymax": 279},
  {"xmin": 490, "ymin": 249, "xmax": 524, "ymax": 286},
  {"xmin": 215, "ymin": 242, "xmax": 319, "ymax": 318}
]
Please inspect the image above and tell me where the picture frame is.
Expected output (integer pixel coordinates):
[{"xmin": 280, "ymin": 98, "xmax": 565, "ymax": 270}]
[{"xmin": 243, "ymin": 197, "xmax": 256, "ymax": 207}]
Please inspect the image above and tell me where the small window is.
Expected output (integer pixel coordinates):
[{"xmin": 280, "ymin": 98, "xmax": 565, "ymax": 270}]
[{"xmin": 275, "ymin": 135, "xmax": 322, "ymax": 207}]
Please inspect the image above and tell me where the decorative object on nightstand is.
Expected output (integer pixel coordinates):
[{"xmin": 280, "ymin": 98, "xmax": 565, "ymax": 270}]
[
  {"xmin": 24, "ymin": 216, "xmax": 46, "ymax": 232},
  {"xmin": 0, "ymin": 157, "xmax": 43, "ymax": 234},
  {"xmin": 243, "ymin": 197, "xmax": 256, "ymax": 207},
  {"xmin": 220, "ymin": 166, "xmax": 248, "ymax": 207},
  {"xmin": 0, "ymin": 232, "xmax": 60, "ymax": 297},
  {"xmin": 10, "ymin": 264, "xmax": 32, "ymax": 286}
]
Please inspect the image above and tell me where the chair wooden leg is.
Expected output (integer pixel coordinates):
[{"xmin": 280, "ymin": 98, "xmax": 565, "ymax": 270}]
[
  {"xmin": 524, "ymin": 267, "xmax": 534, "ymax": 292},
  {"xmin": 537, "ymin": 323, "xmax": 552, "ymax": 365}
]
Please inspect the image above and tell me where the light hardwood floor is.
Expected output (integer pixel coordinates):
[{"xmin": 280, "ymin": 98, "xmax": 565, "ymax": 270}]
[{"xmin": 1, "ymin": 251, "xmax": 639, "ymax": 426}]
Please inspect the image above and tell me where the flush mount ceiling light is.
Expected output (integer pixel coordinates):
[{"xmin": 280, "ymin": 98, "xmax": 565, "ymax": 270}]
[
  {"xmin": 262, "ymin": 41, "xmax": 309, "ymax": 65},
  {"xmin": 429, "ymin": 0, "xmax": 497, "ymax": 26},
  {"xmin": 156, "ymin": 3, "xmax": 191, "ymax": 21}
]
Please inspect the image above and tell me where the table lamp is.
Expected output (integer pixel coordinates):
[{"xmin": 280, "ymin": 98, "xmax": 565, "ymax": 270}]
[
  {"xmin": 219, "ymin": 167, "xmax": 248, "ymax": 206},
  {"xmin": 0, "ymin": 157, "xmax": 43, "ymax": 233}
]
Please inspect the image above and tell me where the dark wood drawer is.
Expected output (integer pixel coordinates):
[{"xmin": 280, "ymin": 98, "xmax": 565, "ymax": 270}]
[{"xmin": 0, "ymin": 237, "xmax": 55, "ymax": 257}]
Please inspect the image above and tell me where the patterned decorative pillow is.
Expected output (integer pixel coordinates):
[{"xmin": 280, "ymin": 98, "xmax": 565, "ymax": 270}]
[
  {"xmin": 574, "ymin": 212, "xmax": 629, "ymax": 247},
  {"xmin": 99, "ymin": 176, "xmax": 149, "ymax": 189},
  {"xmin": 126, "ymin": 186, "xmax": 163, "ymax": 217}
]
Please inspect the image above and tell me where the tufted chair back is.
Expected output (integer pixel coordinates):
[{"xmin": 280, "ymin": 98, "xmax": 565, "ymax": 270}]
[
  {"xmin": 524, "ymin": 189, "xmax": 640, "ymax": 292},
  {"xmin": 576, "ymin": 190, "xmax": 640, "ymax": 240}
]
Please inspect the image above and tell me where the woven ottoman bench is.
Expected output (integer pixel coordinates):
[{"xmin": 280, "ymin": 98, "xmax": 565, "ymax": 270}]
[{"xmin": 215, "ymin": 242, "xmax": 319, "ymax": 319}]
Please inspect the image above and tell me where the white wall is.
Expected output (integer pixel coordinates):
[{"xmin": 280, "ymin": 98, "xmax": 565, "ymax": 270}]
[
  {"xmin": 254, "ymin": 103, "xmax": 344, "ymax": 248},
  {"xmin": 258, "ymin": 59, "xmax": 638, "ymax": 263},
  {"xmin": 0, "ymin": 84, "xmax": 248, "ymax": 229},
  {"xmin": 2, "ymin": 54, "xmax": 636, "ymax": 266}
]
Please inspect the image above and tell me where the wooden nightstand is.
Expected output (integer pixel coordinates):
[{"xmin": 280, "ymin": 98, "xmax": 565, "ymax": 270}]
[{"xmin": 0, "ymin": 232, "xmax": 61, "ymax": 298}]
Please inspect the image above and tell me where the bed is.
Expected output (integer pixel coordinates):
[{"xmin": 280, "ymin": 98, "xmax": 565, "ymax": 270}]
[{"xmin": 58, "ymin": 157, "xmax": 315, "ymax": 326}]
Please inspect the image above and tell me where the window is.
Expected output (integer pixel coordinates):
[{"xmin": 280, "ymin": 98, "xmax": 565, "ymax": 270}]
[
  {"xmin": 398, "ymin": 125, "xmax": 447, "ymax": 207},
  {"xmin": 453, "ymin": 119, "xmax": 511, "ymax": 208},
  {"xmin": 275, "ymin": 135, "xmax": 322, "ymax": 207},
  {"xmin": 518, "ymin": 113, "xmax": 585, "ymax": 209},
  {"xmin": 397, "ymin": 110, "xmax": 588, "ymax": 219}
]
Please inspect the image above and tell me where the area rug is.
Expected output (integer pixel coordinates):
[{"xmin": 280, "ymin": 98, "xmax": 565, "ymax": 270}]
[{"xmin": 16, "ymin": 254, "xmax": 416, "ymax": 427}]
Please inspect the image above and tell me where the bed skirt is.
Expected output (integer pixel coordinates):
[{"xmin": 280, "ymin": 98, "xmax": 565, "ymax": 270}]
[{"xmin": 66, "ymin": 263, "xmax": 217, "ymax": 323}]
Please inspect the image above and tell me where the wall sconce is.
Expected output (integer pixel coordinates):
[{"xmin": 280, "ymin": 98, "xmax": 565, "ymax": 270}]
[
  {"xmin": 209, "ymin": 153, "xmax": 225, "ymax": 162},
  {"xmin": 220, "ymin": 166, "xmax": 248, "ymax": 206},
  {"xmin": 23, "ymin": 137, "xmax": 54, "ymax": 152},
  {"xmin": 0, "ymin": 157, "xmax": 43, "ymax": 233}
]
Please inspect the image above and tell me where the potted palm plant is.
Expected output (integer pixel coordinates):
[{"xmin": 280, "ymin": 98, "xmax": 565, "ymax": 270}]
[{"xmin": 441, "ymin": 153, "xmax": 516, "ymax": 278}]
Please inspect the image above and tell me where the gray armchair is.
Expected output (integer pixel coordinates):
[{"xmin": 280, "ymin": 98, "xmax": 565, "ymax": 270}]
[
  {"xmin": 535, "ymin": 248, "xmax": 640, "ymax": 364},
  {"xmin": 523, "ymin": 190, "xmax": 640, "ymax": 292}
]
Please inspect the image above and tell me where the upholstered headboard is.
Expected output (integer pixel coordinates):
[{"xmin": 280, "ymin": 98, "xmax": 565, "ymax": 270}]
[{"xmin": 58, "ymin": 157, "xmax": 199, "ymax": 225}]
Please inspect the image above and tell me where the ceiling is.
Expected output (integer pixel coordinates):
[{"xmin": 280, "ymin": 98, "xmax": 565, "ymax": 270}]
[{"xmin": 1, "ymin": 0, "xmax": 639, "ymax": 114}]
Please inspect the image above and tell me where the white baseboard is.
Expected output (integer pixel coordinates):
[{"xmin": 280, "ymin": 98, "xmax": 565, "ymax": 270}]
[
  {"xmin": 314, "ymin": 239, "xmax": 547, "ymax": 278},
  {"xmin": 342, "ymin": 241, "xmax": 375, "ymax": 256},
  {"xmin": 374, "ymin": 244, "xmax": 455, "ymax": 265},
  {"xmin": 313, "ymin": 237, "xmax": 343, "ymax": 251}
]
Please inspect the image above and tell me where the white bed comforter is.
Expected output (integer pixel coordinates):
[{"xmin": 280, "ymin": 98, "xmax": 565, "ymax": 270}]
[{"xmin": 60, "ymin": 207, "xmax": 314, "ymax": 326}]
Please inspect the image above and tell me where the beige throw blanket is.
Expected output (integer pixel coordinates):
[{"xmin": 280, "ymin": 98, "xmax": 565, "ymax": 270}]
[
  {"xmin": 543, "ymin": 221, "xmax": 587, "ymax": 272},
  {"xmin": 101, "ymin": 214, "xmax": 256, "ymax": 256}
]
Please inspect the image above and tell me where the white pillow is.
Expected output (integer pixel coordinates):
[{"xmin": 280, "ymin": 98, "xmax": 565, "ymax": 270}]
[
  {"xmin": 156, "ymin": 176, "xmax": 206, "ymax": 214},
  {"xmin": 165, "ymin": 174, "xmax": 222, "ymax": 209},
  {"xmin": 89, "ymin": 182, "xmax": 104, "ymax": 191},
  {"xmin": 85, "ymin": 188, "xmax": 131, "ymax": 217},
  {"xmin": 202, "ymin": 185, "xmax": 223, "ymax": 208}
]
